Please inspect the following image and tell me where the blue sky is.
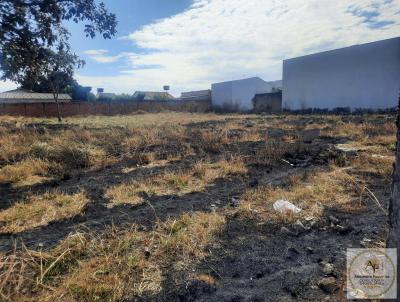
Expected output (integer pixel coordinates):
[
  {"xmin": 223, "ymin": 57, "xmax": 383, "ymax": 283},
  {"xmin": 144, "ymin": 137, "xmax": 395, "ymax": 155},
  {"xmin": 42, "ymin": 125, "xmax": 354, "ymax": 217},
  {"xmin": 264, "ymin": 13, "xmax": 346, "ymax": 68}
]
[
  {"xmin": 1, "ymin": 0, "xmax": 400, "ymax": 95},
  {"xmin": 67, "ymin": 0, "xmax": 192, "ymax": 78}
]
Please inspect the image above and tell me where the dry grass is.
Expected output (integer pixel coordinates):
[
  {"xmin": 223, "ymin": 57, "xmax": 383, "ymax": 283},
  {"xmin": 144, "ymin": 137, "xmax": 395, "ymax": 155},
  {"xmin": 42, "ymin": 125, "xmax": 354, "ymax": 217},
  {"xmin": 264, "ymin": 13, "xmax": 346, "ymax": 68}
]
[
  {"xmin": 0, "ymin": 128, "xmax": 40, "ymax": 164},
  {"xmin": 0, "ymin": 212, "xmax": 225, "ymax": 301},
  {"xmin": 0, "ymin": 191, "xmax": 88, "ymax": 233},
  {"xmin": 0, "ymin": 158, "xmax": 55, "ymax": 185},
  {"xmin": 345, "ymin": 153, "xmax": 395, "ymax": 180},
  {"xmin": 239, "ymin": 168, "xmax": 371, "ymax": 223},
  {"xmin": 106, "ymin": 157, "xmax": 247, "ymax": 206},
  {"xmin": 252, "ymin": 139, "xmax": 291, "ymax": 166},
  {"xmin": 324, "ymin": 120, "xmax": 396, "ymax": 145}
]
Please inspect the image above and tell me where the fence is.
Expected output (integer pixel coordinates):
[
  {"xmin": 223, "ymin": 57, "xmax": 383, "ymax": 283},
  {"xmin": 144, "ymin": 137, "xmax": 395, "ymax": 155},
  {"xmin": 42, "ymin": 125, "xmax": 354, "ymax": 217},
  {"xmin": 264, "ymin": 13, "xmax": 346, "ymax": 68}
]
[{"xmin": 0, "ymin": 99, "xmax": 211, "ymax": 117}]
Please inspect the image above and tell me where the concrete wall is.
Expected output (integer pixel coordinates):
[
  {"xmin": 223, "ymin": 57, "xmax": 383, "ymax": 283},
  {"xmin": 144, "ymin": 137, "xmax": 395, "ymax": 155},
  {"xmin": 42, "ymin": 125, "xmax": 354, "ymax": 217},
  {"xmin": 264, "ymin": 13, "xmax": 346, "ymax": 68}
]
[
  {"xmin": 253, "ymin": 92, "xmax": 282, "ymax": 112},
  {"xmin": 283, "ymin": 37, "xmax": 400, "ymax": 110},
  {"xmin": 212, "ymin": 77, "xmax": 282, "ymax": 111},
  {"xmin": 0, "ymin": 99, "xmax": 211, "ymax": 117}
]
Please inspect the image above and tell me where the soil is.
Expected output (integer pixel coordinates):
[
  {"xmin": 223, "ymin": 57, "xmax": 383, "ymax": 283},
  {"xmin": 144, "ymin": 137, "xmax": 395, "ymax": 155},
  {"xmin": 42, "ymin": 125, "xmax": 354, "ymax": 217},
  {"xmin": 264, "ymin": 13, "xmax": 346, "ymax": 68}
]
[{"xmin": 0, "ymin": 115, "xmax": 392, "ymax": 301}]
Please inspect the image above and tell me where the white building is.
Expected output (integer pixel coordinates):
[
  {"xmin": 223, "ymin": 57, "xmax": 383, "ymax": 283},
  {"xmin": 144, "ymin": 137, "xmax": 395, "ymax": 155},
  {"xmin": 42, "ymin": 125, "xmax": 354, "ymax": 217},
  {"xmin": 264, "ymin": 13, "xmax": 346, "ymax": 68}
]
[
  {"xmin": 211, "ymin": 77, "xmax": 282, "ymax": 111},
  {"xmin": 283, "ymin": 37, "xmax": 400, "ymax": 110}
]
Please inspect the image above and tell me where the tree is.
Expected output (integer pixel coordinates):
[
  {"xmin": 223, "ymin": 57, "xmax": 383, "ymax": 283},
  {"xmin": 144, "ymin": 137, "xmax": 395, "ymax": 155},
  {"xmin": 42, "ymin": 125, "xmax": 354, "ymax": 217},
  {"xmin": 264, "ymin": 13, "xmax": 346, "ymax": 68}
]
[
  {"xmin": 45, "ymin": 44, "xmax": 84, "ymax": 121},
  {"xmin": 70, "ymin": 81, "xmax": 92, "ymax": 101},
  {"xmin": 0, "ymin": 0, "xmax": 117, "ymax": 118},
  {"xmin": 22, "ymin": 42, "xmax": 84, "ymax": 121}
]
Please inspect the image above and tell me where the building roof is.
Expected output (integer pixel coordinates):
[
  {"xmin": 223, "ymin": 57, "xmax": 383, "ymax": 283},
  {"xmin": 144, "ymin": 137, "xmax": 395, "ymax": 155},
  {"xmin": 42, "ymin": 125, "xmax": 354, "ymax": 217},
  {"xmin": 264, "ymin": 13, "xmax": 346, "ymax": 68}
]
[
  {"xmin": 133, "ymin": 91, "xmax": 175, "ymax": 101},
  {"xmin": 212, "ymin": 76, "xmax": 265, "ymax": 86},
  {"xmin": 0, "ymin": 88, "xmax": 71, "ymax": 104},
  {"xmin": 284, "ymin": 36, "xmax": 400, "ymax": 62}
]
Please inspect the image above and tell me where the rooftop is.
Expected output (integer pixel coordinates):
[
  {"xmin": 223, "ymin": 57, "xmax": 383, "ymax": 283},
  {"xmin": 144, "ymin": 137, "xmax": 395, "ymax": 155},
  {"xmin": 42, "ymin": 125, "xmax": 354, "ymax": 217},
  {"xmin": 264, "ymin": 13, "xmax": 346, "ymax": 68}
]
[{"xmin": 0, "ymin": 88, "xmax": 72, "ymax": 104}]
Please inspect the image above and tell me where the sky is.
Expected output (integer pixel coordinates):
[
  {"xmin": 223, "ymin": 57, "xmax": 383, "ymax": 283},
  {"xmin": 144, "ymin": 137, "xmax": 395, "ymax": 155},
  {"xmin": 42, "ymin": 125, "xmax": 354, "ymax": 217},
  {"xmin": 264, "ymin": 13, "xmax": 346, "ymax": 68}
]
[{"xmin": 1, "ymin": 0, "xmax": 400, "ymax": 95}]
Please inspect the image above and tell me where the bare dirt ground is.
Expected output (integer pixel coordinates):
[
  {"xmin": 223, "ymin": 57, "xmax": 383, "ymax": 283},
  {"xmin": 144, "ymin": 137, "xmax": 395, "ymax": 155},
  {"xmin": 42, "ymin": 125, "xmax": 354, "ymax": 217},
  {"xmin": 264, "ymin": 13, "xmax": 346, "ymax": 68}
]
[{"xmin": 0, "ymin": 112, "xmax": 396, "ymax": 301}]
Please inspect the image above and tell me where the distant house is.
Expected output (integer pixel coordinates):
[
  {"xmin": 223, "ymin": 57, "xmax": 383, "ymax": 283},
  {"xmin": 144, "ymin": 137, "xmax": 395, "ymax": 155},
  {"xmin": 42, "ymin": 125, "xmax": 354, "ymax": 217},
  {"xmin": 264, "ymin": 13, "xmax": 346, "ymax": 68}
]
[
  {"xmin": 211, "ymin": 77, "xmax": 282, "ymax": 111},
  {"xmin": 133, "ymin": 91, "xmax": 175, "ymax": 101},
  {"xmin": 179, "ymin": 90, "xmax": 211, "ymax": 101},
  {"xmin": 0, "ymin": 88, "xmax": 71, "ymax": 104},
  {"xmin": 97, "ymin": 92, "xmax": 117, "ymax": 100},
  {"xmin": 283, "ymin": 37, "xmax": 400, "ymax": 110}
]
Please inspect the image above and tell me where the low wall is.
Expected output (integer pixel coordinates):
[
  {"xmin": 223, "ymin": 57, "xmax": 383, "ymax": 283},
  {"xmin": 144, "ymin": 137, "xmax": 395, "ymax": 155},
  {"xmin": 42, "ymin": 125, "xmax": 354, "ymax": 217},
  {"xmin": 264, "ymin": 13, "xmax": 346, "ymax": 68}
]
[{"xmin": 0, "ymin": 99, "xmax": 211, "ymax": 117}]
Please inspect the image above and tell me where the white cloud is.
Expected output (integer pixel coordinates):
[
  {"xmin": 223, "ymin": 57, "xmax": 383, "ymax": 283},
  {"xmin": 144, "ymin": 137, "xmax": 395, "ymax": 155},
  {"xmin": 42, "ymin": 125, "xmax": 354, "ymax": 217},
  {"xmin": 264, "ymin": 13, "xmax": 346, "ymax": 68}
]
[
  {"xmin": 77, "ymin": 0, "xmax": 400, "ymax": 95},
  {"xmin": 82, "ymin": 49, "xmax": 137, "ymax": 63},
  {"xmin": 83, "ymin": 49, "xmax": 109, "ymax": 56},
  {"xmin": 0, "ymin": 80, "xmax": 18, "ymax": 92}
]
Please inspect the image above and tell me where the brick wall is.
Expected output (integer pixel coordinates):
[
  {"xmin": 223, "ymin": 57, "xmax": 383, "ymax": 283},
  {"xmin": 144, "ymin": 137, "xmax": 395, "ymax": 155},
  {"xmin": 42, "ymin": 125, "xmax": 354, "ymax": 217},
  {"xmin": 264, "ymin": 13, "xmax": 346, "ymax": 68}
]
[{"xmin": 0, "ymin": 99, "xmax": 211, "ymax": 117}]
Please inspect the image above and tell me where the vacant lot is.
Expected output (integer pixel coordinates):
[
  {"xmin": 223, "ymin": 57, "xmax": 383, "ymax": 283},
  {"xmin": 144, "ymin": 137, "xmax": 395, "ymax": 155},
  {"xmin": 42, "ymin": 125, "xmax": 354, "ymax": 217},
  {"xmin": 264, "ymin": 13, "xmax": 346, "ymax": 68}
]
[{"xmin": 0, "ymin": 112, "xmax": 396, "ymax": 301}]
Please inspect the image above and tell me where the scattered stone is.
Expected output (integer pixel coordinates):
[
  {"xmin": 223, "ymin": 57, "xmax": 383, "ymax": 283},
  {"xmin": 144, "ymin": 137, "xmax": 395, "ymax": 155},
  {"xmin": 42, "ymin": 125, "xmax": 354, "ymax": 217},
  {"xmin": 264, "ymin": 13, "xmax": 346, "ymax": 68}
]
[
  {"xmin": 328, "ymin": 215, "xmax": 339, "ymax": 224},
  {"xmin": 318, "ymin": 277, "xmax": 338, "ymax": 294},
  {"xmin": 293, "ymin": 219, "xmax": 309, "ymax": 233},
  {"xmin": 333, "ymin": 224, "xmax": 352, "ymax": 235},
  {"xmin": 322, "ymin": 263, "xmax": 334, "ymax": 275},
  {"xmin": 360, "ymin": 237, "xmax": 372, "ymax": 248},
  {"xmin": 306, "ymin": 247, "xmax": 314, "ymax": 254}
]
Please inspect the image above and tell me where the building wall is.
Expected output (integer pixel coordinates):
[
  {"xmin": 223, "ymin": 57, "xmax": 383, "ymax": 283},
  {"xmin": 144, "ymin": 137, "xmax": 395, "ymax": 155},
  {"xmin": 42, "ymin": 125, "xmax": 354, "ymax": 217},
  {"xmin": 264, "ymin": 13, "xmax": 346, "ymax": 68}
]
[
  {"xmin": 253, "ymin": 92, "xmax": 282, "ymax": 112},
  {"xmin": 181, "ymin": 90, "xmax": 211, "ymax": 98},
  {"xmin": 212, "ymin": 77, "xmax": 282, "ymax": 111},
  {"xmin": 283, "ymin": 37, "xmax": 400, "ymax": 110},
  {"xmin": 211, "ymin": 80, "xmax": 233, "ymax": 110},
  {"xmin": 0, "ymin": 99, "xmax": 211, "ymax": 117}
]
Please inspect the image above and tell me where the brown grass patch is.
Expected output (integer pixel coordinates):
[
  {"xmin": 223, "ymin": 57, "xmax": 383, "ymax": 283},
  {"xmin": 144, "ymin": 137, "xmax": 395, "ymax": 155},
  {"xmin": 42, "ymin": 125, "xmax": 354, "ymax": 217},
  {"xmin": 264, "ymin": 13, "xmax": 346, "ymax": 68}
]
[
  {"xmin": 239, "ymin": 168, "xmax": 368, "ymax": 223},
  {"xmin": 0, "ymin": 158, "xmax": 55, "ymax": 185},
  {"xmin": 106, "ymin": 158, "xmax": 248, "ymax": 206},
  {"xmin": 0, "ymin": 191, "xmax": 88, "ymax": 233},
  {"xmin": 0, "ymin": 212, "xmax": 225, "ymax": 301}
]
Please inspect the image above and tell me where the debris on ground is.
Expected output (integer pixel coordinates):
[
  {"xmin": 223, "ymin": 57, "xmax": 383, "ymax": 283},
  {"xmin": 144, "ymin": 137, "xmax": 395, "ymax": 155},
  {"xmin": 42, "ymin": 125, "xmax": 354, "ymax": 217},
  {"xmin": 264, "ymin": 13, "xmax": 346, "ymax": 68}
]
[{"xmin": 273, "ymin": 200, "xmax": 302, "ymax": 214}]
